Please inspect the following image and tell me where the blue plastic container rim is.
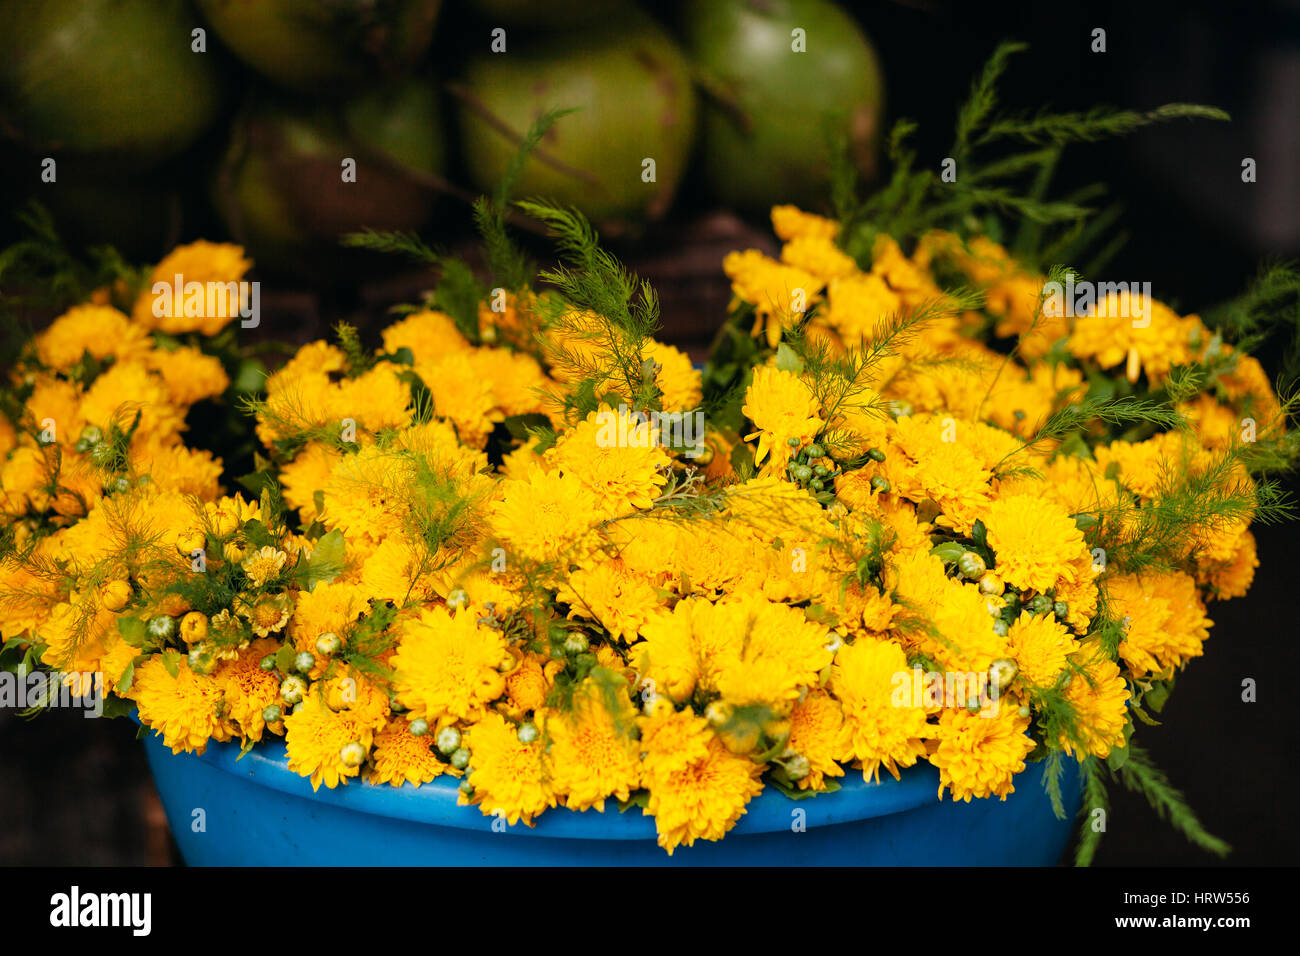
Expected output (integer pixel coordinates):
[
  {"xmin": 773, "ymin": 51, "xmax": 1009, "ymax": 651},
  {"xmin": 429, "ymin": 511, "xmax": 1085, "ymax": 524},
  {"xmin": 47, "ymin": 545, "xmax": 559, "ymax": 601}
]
[{"xmin": 136, "ymin": 712, "xmax": 1068, "ymax": 841}]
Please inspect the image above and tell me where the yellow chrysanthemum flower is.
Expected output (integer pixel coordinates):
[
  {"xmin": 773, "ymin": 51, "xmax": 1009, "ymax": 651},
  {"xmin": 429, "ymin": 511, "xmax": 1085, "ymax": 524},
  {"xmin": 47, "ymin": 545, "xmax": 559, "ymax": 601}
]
[
  {"xmin": 983, "ymin": 493, "xmax": 1089, "ymax": 593},
  {"xmin": 460, "ymin": 711, "xmax": 556, "ymax": 826},
  {"xmin": 488, "ymin": 469, "xmax": 602, "ymax": 567},
  {"xmin": 786, "ymin": 688, "xmax": 847, "ymax": 791},
  {"xmin": 133, "ymin": 241, "xmax": 252, "ymax": 336},
  {"xmin": 36, "ymin": 304, "xmax": 150, "ymax": 371},
  {"xmin": 742, "ymin": 366, "xmax": 824, "ymax": 474},
  {"xmin": 929, "ymin": 702, "xmax": 1036, "ymax": 802},
  {"xmin": 391, "ymin": 606, "xmax": 507, "ymax": 724},
  {"xmin": 213, "ymin": 638, "xmax": 283, "ymax": 741},
  {"xmin": 131, "ymin": 656, "xmax": 228, "ymax": 755},
  {"xmin": 830, "ymin": 637, "xmax": 931, "ymax": 782},
  {"xmin": 369, "ymin": 718, "xmax": 453, "ymax": 788},
  {"xmin": 283, "ymin": 692, "xmax": 374, "ymax": 791},
  {"xmin": 547, "ymin": 680, "xmax": 642, "ymax": 812}
]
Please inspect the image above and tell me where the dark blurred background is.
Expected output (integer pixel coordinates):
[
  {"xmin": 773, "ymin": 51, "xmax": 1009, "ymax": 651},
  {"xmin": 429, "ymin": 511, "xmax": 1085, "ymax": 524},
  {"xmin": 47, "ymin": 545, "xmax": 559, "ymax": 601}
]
[{"xmin": 1, "ymin": 0, "xmax": 1297, "ymax": 865}]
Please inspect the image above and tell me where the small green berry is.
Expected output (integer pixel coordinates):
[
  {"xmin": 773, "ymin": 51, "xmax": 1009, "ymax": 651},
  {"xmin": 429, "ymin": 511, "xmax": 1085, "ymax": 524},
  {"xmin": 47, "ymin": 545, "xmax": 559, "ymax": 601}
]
[{"xmin": 436, "ymin": 727, "xmax": 462, "ymax": 755}]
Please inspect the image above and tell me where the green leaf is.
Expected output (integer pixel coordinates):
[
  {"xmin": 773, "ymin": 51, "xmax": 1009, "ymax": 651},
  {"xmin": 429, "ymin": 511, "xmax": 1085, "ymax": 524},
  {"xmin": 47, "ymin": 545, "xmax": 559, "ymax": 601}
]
[
  {"xmin": 231, "ymin": 358, "xmax": 268, "ymax": 395},
  {"xmin": 775, "ymin": 342, "xmax": 805, "ymax": 373},
  {"xmin": 1106, "ymin": 745, "xmax": 1130, "ymax": 772},
  {"xmin": 971, "ymin": 518, "xmax": 988, "ymax": 548},
  {"xmin": 117, "ymin": 616, "xmax": 149, "ymax": 649},
  {"xmin": 298, "ymin": 529, "xmax": 345, "ymax": 591},
  {"xmin": 929, "ymin": 541, "xmax": 967, "ymax": 565},
  {"xmin": 275, "ymin": 644, "xmax": 298, "ymax": 675},
  {"xmin": 241, "ymin": 519, "xmax": 278, "ymax": 551},
  {"xmin": 616, "ymin": 790, "xmax": 651, "ymax": 814},
  {"xmin": 160, "ymin": 650, "xmax": 182, "ymax": 679},
  {"xmin": 115, "ymin": 659, "xmax": 137, "ymax": 696}
]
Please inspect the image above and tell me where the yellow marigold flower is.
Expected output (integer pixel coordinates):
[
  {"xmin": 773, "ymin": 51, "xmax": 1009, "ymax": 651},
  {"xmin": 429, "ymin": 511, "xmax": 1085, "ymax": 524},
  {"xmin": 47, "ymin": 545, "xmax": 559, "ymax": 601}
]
[
  {"xmin": 1060, "ymin": 642, "xmax": 1130, "ymax": 760},
  {"xmin": 882, "ymin": 413, "xmax": 992, "ymax": 534},
  {"xmin": 335, "ymin": 363, "xmax": 413, "ymax": 434},
  {"xmin": 929, "ymin": 702, "xmax": 1036, "ymax": 801},
  {"xmin": 79, "ymin": 361, "xmax": 186, "ymax": 446},
  {"xmin": 142, "ymin": 345, "xmax": 229, "ymax": 407},
  {"xmin": 644, "ymin": 734, "xmax": 764, "ymax": 855},
  {"xmin": 983, "ymin": 493, "xmax": 1088, "ymax": 593},
  {"xmin": 742, "ymin": 366, "xmax": 824, "ymax": 474},
  {"xmin": 381, "ymin": 309, "xmax": 470, "ymax": 362},
  {"xmin": 488, "ymin": 469, "xmax": 602, "ymax": 567},
  {"xmin": 643, "ymin": 340, "xmax": 702, "ymax": 412},
  {"xmin": 391, "ymin": 605, "xmax": 507, "ymax": 723},
  {"xmin": 283, "ymin": 691, "xmax": 374, "ymax": 790},
  {"xmin": 1066, "ymin": 295, "xmax": 1197, "ymax": 384},
  {"xmin": 241, "ymin": 545, "xmax": 288, "ymax": 588},
  {"xmin": 1199, "ymin": 529, "xmax": 1257, "ymax": 600},
  {"xmin": 461, "ymin": 711, "xmax": 556, "ymax": 826},
  {"xmin": 131, "ymin": 656, "xmax": 227, "ymax": 755},
  {"xmin": 501, "ymin": 652, "xmax": 552, "ymax": 719},
  {"xmin": 133, "ymin": 241, "xmax": 252, "ymax": 336},
  {"xmin": 723, "ymin": 248, "xmax": 824, "ymax": 347},
  {"xmin": 823, "ymin": 272, "xmax": 903, "ymax": 343},
  {"xmin": 547, "ymin": 410, "xmax": 669, "ymax": 516},
  {"xmin": 36, "ymin": 304, "xmax": 150, "ymax": 371},
  {"xmin": 369, "ymin": 718, "xmax": 453, "ymax": 787},
  {"xmin": 771, "ymin": 204, "xmax": 839, "ymax": 241},
  {"xmin": 465, "ymin": 346, "xmax": 552, "ymax": 418},
  {"xmin": 415, "ymin": 351, "xmax": 503, "ymax": 449},
  {"xmin": 1108, "ymin": 572, "xmax": 1210, "ymax": 679},
  {"xmin": 213, "ymin": 638, "xmax": 282, "ymax": 741},
  {"xmin": 547, "ymin": 679, "xmax": 642, "ymax": 812},
  {"xmin": 637, "ymin": 703, "xmax": 712, "ymax": 777},
  {"xmin": 1008, "ymin": 612, "xmax": 1078, "ymax": 688},
  {"xmin": 558, "ymin": 557, "xmax": 664, "ymax": 642},
  {"xmin": 278, "ymin": 442, "xmax": 341, "ymax": 523},
  {"xmin": 288, "ymin": 579, "xmax": 368, "ymax": 666},
  {"xmin": 830, "ymin": 637, "xmax": 930, "ymax": 782},
  {"xmin": 787, "ymin": 688, "xmax": 847, "ymax": 791},
  {"xmin": 781, "ymin": 235, "xmax": 858, "ymax": 281},
  {"xmin": 319, "ymin": 444, "xmax": 411, "ymax": 548},
  {"xmin": 132, "ymin": 442, "xmax": 223, "ymax": 500}
]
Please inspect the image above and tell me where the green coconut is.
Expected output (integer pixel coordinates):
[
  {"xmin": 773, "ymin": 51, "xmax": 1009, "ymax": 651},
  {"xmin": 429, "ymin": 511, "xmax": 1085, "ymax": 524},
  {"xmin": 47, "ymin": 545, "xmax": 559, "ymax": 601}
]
[
  {"xmin": 467, "ymin": 0, "xmax": 633, "ymax": 29},
  {"xmin": 455, "ymin": 16, "xmax": 697, "ymax": 229},
  {"xmin": 214, "ymin": 78, "xmax": 446, "ymax": 279},
  {"xmin": 682, "ymin": 0, "xmax": 885, "ymax": 210},
  {"xmin": 196, "ymin": 0, "xmax": 442, "ymax": 95},
  {"xmin": 0, "ymin": 0, "xmax": 226, "ymax": 169}
]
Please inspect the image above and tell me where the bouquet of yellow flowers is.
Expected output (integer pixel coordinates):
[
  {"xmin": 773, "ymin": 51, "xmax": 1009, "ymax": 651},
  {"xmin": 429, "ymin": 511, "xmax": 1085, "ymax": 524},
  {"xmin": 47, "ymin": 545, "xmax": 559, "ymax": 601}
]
[{"xmin": 2, "ymin": 47, "xmax": 1295, "ymax": 860}]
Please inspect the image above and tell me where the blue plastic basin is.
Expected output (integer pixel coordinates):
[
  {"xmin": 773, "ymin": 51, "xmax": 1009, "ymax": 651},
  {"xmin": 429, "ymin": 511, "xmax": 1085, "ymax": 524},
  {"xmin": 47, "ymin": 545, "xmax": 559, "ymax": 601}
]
[{"xmin": 140, "ymin": 727, "xmax": 1081, "ymax": 865}]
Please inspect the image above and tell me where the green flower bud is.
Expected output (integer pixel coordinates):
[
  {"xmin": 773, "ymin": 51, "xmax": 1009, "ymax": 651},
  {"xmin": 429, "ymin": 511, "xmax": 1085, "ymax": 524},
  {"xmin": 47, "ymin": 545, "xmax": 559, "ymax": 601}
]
[
  {"xmin": 294, "ymin": 651, "xmax": 315, "ymax": 673},
  {"xmin": 562, "ymin": 632, "xmax": 589, "ymax": 655},
  {"xmin": 866, "ymin": 447, "xmax": 887, "ymax": 462},
  {"xmin": 813, "ymin": 464, "xmax": 830, "ymax": 478},
  {"xmin": 280, "ymin": 675, "xmax": 307, "ymax": 705},
  {"xmin": 147, "ymin": 615, "xmax": 176, "ymax": 641},
  {"xmin": 450, "ymin": 747, "xmax": 471, "ymax": 770},
  {"xmin": 79, "ymin": 425, "xmax": 103, "ymax": 444},
  {"xmin": 992, "ymin": 620, "xmax": 1009, "ymax": 637},
  {"xmin": 809, "ymin": 478, "xmax": 824, "ymax": 491},
  {"xmin": 446, "ymin": 589, "xmax": 469, "ymax": 611},
  {"xmin": 957, "ymin": 551, "xmax": 987, "ymax": 580},
  {"xmin": 436, "ymin": 727, "xmax": 462, "ymax": 755},
  {"xmin": 786, "ymin": 437, "xmax": 801, "ymax": 447},
  {"xmin": 792, "ymin": 464, "xmax": 813, "ymax": 482},
  {"xmin": 785, "ymin": 754, "xmax": 810, "ymax": 781},
  {"xmin": 1053, "ymin": 601, "xmax": 1069, "ymax": 620},
  {"xmin": 517, "ymin": 722, "xmax": 539, "ymax": 744},
  {"xmin": 409, "ymin": 718, "xmax": 430, "ymax": 737},
  {"xmin": 806, "ymin": 443, "xmax": 825, "ymax": 459},
  {"xmin": 989, "ymin": 658, "xmax": 1018, "ymax": 691},
  {"xmin": 339, "ymin": 741, "xmax": 365, "ymax": 768},
  {"xmin": 187, "ymin": 646, "xmax": 216, "ymax": 675},
  {"xmin": 870, "ymin": 476, "xmax": 891, "ymax": 493},
  {"xmin": 262, "ymin": 704, "xmax": 282, "ymax": 724},
  {"xmin": 315, "ymin": 632, "xmax": 341, "ymax": 657},
  {"xmin": 259, "ymin": 654, "xmax": 277, "ymax": 671}
]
